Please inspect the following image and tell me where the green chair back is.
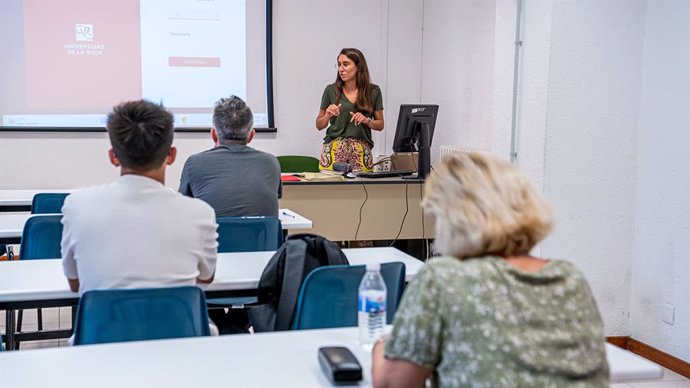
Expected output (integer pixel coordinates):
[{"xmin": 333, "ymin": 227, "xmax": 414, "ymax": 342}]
[{"xmin": 277, "ymin": 155, "xmax": 320, "ymax": 173}]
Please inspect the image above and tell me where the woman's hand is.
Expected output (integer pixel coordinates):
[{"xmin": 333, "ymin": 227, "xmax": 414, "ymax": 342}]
[
  {"xmin": 317, "ymin": 105, "xmax": 341, "ymax": 130},
  {"xmin": 350, "ymin": 111, "xmax": 370, "ymax": 126},
  {"xmin": 326, "ymin": 104, "xmax": 341, "ymax": 118}
]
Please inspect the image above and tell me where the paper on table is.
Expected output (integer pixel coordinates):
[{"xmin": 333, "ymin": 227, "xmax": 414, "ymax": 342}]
[{"xmin": 301, "ymin": 172, "xmax": 345, "ymax": 182}]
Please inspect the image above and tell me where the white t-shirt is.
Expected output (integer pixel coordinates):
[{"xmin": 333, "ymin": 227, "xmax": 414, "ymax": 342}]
[{"xmin": 61, "ymin": 175, "xmax": 218, "ymax": 295}]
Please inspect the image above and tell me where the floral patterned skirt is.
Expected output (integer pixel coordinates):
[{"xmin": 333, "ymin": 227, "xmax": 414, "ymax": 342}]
[{"xmin": 320, "ymin": 137, "xmax": 373, "ymax": 172}]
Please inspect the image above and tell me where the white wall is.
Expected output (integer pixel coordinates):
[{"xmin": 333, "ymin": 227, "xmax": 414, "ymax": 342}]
[
  {"xmin": 423, "ymin": 0, "xmax": 646, "ymax": 338},
  {"xmin": 0, "ymin": 131, "xmax": 118, "ymax": 188},
  {"xmin": 512, "ymin": 0, "xmax": 690, "ymax": 360},
  {"xmin": 491, "ymin": 0, "xmax": 553, "ymax": 192},
  {"xmin": 382, "ymin": 0, "xmax": 424, "ymax": 153},
  {"xmin": 631, "ymin": 0, "xmax": 690, "ymax": 361},
  {"xmin": 539, "ymin": 0, "xmax": 646, "ymax": 336},
  {"xmin": 421, "ymin": 0, "xmax": 496, "ymax": 162}
]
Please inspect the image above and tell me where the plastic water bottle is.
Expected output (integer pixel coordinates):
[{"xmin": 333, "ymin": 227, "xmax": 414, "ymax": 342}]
[{"xmin": 358, "ymin": 263, "xmax": 387, "ymax": 347}]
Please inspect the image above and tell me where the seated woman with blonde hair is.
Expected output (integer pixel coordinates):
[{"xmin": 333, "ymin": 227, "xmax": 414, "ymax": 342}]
[{"xmin": 372, "ymin": 152, "xmax": 609, "ymax": 388}]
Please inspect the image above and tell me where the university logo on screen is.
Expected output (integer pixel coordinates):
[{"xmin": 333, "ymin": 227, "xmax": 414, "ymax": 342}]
[
  {"xmin": 75, "ymin": 23, "xmax": 94, "ymax": 41},
  {"xmin": 64, "ymin": 24, "xmax": 106, "ymax": 56}
]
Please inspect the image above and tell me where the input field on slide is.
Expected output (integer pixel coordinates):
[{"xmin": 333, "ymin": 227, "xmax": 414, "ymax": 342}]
[{"xmin": 168, "ymin": 57, "xmax": 221, "ymax": 67}]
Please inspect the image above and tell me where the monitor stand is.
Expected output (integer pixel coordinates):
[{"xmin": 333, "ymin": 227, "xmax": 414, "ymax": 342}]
[{"xmin": 409, "ymin": 122, "xmax": 431, "ymax": 180}]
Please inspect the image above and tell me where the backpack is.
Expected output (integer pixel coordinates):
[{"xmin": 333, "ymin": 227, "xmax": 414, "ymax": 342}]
[{"xmin": 249, "ymin": 233, "xmax": 349, "ymax": 332}]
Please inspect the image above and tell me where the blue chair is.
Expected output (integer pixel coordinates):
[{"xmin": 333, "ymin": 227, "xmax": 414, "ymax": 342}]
[
  {"xmin": 31, "ymin": 193, "xmax": 69, "ymax": 214},
  {"xmin": 20, "ymin": 215, "xmax": 63, "ymax": 260},
  {"xmin": 73, "ymin": 286, "xmax": 210, "ymax": 345},
  {"xmin": 14, "ymin": 215, "xmax": 64, "ymax": 346},
  {"xmin": 291, "ymin": 262, "xmax": 406, "ymax": 330},
  {"xmin": 210, "ymin": 216, "xmax": 283, "ymax": 309},
  {"xmin": 216, "ymin": 216, "xmax": 283, "ymax": 253}
]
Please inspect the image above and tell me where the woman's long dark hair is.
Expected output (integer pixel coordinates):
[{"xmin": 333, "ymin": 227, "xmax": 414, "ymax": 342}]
[{"xmin": 334, "ymin": 48, "xmax": 374, "ymax": 115}]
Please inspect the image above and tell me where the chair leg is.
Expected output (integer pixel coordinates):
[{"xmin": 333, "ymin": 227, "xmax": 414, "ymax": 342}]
[
  {"xmin": 15, "ymin": 310, "xmax": 23, "ymax": 349},
  {"xmin": 71, "ymin": 306, "xmax": 77, "ymax": 334},
  {"xmin": 15, "ymin": 309, "xmax": 43, "ymax": 347},
  {"xmin": 5, "ymin": 310, "xmax": 17, "ymax": 350}
]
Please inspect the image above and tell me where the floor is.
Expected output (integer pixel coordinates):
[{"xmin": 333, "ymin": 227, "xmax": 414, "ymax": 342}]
[
  {"xmin": 1, "ymin": 307, "xmax": 72, "ymax": 350},
  {"xmin": 612, "ymin": 368, "xmax": 690, "ymax": 387},
  {"xmin": 2, "ymin": 309, "xmax": 689, "ymax": 386}
]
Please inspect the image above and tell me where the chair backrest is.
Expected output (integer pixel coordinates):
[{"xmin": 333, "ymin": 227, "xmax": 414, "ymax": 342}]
[
  {"xmin": 73, "ymin": 286, "xmax": 210, "ymax": 345},
  {"xmin": 20, "ymin": 215, "xmax": 63, "ymax": 260},
  {"xmin": 216, "ymin": 216, "xmax": 283, "ymax": 253},
  {"xmin": 291, "ymin": 262, "xmax": 406, "ymax": 330},
  {"xmin": 276, "ymin": 155, "xmax": 320, "ymax": 173},
  {"xmin": 31, "ymin": 193, "xmax": 69, "ymax": 214}
]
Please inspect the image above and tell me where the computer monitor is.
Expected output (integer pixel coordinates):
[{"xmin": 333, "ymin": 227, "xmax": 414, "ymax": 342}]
[{"xmin": 392, "ymin": 104, "xmax": 439, "ymax": 179}]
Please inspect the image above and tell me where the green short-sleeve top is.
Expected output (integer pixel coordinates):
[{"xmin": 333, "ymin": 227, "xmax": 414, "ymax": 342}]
[
  {"xmin": 385, "ymin": 256, "xmax": 610, "ymax": 388},
  {"xmin": 319, "ymin": 83, "xmax": 383, "ymax": 147}
]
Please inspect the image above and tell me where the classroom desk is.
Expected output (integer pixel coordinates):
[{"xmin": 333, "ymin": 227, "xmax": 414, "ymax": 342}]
[
  {"xmin": 1, "ymin": 247, "xmax": 423, "ymax": 350},
  {"xmin": 281, "ymin": 178, "xmax": 435, "ymax": 241},
  {"xmin": 2, "ymin": 181, "xmax": 434, "ymax": 241},
  {"xmin": 0, "ymin": 189, "xmax": 72, "ymax": 212},
  {"xmin": 0, "ymin": 327, "xmax": 663, "ymax": 386},
  {"xmin": 0, "ymin": 209, "xmax": 312, "ymax": 245}
]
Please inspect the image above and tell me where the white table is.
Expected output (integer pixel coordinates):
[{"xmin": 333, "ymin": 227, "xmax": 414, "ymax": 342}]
[
  {"xmin": 0, "ymin": 214, "xmax": 32, "ymax": 240},
  {"xmin": 277, "ymin": 209, "xmax": 312, "ymax": 229},
  {"xmin": 0, "ymin": 247, "xmax": 423, "ymax": 349},
  {"xmin": 0, "ymin": 189, "xmax": 73, "ymax": 211},
  {"xmin": 0, "ymin": 190, "xmax": 316, "ymax": 229},
  {"xmin": 606, "ymin": 342, "xmax": 664, "ymax": 382},
  {"xmin": 0, "ymin": 327, "xmax": 663, "ymax": 386},
  {"xmin": 0, "ymin": 209, "xmax": 312, "ymax": 244},
  {"xmin": 1, "ymin": 247, "xmax": 421, "ymax": 304}
]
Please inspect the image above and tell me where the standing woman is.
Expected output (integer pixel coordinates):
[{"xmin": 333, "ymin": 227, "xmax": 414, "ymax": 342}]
[{"xmin": 316, "ymin": 48, "xmax": 384, "ymax": 172}]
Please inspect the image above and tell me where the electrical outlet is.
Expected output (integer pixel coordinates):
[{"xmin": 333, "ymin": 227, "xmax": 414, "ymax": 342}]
[{"xmin": 662, "ymin": 303, "xmax": 674, "ymax": 325}]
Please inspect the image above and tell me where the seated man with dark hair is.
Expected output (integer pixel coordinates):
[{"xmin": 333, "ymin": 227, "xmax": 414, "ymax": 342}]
[
  {"xmin": 178, "ymin": 95, "xmax": 281, "ymax": 333},
  {"xmin": 61, "ymin": 100, "xmax": 218, "ymax": 298}
]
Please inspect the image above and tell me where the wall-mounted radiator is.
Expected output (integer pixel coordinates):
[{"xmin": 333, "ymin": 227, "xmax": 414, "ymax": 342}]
[{"xmin": 439, "ymin": 145, "xmax": 471, "ymax": 158}]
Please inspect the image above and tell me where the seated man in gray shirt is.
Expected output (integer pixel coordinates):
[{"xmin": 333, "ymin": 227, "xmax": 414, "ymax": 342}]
[
  {"xmin": 179, "ymin": 96, "xmax": 282, "ymax": 334},
  {"xmin": 179, "ymin": 96, "xmax": 282, "ymax": 217}
]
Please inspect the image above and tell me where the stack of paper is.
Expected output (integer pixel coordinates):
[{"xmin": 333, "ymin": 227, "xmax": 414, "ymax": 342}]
[{"xmin": 301, "ymin": 172, "xmax": 345, "ymax": 182}]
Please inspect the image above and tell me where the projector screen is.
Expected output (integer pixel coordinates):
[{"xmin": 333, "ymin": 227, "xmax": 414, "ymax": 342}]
[{"xmin": 0, "ymin": 0, "xmax": 275, "ymax": 132}]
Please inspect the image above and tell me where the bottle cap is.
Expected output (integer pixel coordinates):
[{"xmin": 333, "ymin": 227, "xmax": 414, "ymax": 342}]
[{"xmin": 366, "ymin": 263, "xmax": 381, "ymax": 271}]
